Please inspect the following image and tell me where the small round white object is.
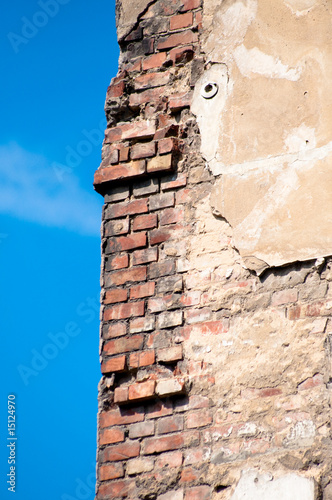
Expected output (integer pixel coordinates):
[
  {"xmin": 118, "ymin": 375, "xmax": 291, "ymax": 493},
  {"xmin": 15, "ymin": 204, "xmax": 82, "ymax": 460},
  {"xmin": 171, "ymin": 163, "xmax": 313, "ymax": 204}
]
[{"xmin": 201, "ymin": 82, "xmax": 218, "ymax": 99}]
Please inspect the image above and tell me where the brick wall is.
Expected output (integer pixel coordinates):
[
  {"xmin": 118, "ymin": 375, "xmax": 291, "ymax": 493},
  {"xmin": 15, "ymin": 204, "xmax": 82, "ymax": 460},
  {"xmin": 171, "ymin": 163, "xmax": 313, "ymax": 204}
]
[{"xmin": 93, "ymin": 1, "xmax": 332, "ymax": 498}]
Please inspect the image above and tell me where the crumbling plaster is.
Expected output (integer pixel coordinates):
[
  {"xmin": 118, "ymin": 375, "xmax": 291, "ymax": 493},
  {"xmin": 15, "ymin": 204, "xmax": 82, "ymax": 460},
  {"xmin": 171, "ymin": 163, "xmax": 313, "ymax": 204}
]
[{"xmin": 191, "ymin": 0, "xmax": 332, "ymax": 274}]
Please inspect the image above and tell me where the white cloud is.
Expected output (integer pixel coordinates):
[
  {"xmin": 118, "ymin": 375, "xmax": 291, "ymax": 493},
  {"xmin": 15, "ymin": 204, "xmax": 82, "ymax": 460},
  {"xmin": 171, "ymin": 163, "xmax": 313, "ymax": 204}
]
[{"xmin": 0, "ymin": 142, "xmax": 102, "ymax": 236}]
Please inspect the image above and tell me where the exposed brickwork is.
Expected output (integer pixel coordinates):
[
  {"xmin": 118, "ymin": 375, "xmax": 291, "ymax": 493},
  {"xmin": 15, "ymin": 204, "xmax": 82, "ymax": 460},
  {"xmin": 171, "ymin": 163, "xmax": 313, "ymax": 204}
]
[{"xmin": 94, "ymin": 0, "xmax": 332, "ymax": 498}]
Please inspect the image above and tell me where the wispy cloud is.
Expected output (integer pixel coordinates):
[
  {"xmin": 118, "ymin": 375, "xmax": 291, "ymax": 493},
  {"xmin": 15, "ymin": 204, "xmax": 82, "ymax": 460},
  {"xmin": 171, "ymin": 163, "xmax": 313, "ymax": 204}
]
[{"xmin": 0, "ymin": 142, "xmax": 102, "ymax": 236}]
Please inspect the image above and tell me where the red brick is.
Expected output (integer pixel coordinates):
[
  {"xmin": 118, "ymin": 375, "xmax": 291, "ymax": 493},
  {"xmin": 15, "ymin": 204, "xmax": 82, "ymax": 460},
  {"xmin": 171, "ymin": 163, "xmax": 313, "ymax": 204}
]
[
  {"xmin": 180, "ymin": 291, "xmax": 201, "ymax": 307},
  {"xmin": 104, "ymin": 301, "xmax": 145, "ymax": 321},
  {"xmin": 135, "ymin": 71, "xmax": 170, "ymax": 90},
  {"xmin": 241, "ymin": 387, "xmax": 282, "ymax": 399},
  {"xmin": 131, "ymin": 141, "xmax": 156, "ymax": 159},
  {"xmin": 181, "ymin": 0, "xmax": 201, "ymax": 11},
  {"xmin": 129, "ymin": 349, "xmax": 155, "ymax": 368},
  {"xmin": 129, "ymin": 420, "xmax": 155, "ymax": 439},
  {"xmin": 99, "ymin": 427, "xmax": 125, "ymax": 445},
  {"xmin": 149, "ymin": 192, "xmax": 175, "ymax": 211},
  {"xmin": 101, "ymin": 355, "xmax": 126, "ymax": 374},
  {"xmin": 129, "ymin": 87, "xmax": 164, "ymax": 108},
  {"xmin": 100, "ymin": 407, "xmax": 144, "ymax": 428},
  {"xmin": 150, "ymin": 228, "xmax": 172, "ymax": 245},
  {"xmin": 99, "ymin": 463, "xmax": 124, "ymax": 481},
  {"xmin": 158, "ymin": 415, "xmax": 184, "ymax": 434},
  {"xmin": 185, "ymin": 486, "xmax": 211, "ymax": 500},
  {"xmin": 147, "ymin": 294, "xmax": 174, "ymax": 313},
  {"xmin": 169, "ymin": 45, "xmax": 194, "ymax": 64},
  {"xmin": 157, "ymin": 346, "xmax": 183, "ymax": 363},
  {"xmin": 114, "ymin": 386, "xmax": 129, "ymax": 404},
  {"xmin": 119, "ymin": 145, "xmax": 130, "ymax": 162},
  {"xmin": 121, "ymin": 120, "xmax": 156, "ymax": 140},
  {"xmin": 154, "ymin": 124, "xmax": 179, "ymax": 141},
  {"xmin": 146, "ymin": 400, "xmax": 173, "ymax": 419},
  {"xmin": 183, "ymin": 448, "xmax": 204, "ymax": 466},
  {"xmin": 149, "ymin": 260, "xmax": 175, "ymax": 279},
  {"xmin": 158, "ymin": 137, "xmax": 179, "ymax": 155},
  {"xmin": 156, "ymin": 310, "xmax": 183, "ymax": 329},
  {"xmin": 272, "ymin": 289, "xmax": 298, "ymax": 306},
  {"xmin": 157, "ymin": 31, "xmax": 198, "ymax": 51},
  {"xmin": 124, "ymin": 25, "xmax": 143, "ymax": 42},
  {"xmin": 126, "ymin": 457, "xmax": 154, "ymax": 475},
  {"xmin": 185, "ymin": 308, "xmax": 212, "ymax": 324},
  {"xmin": 105, "ymin": 199, "xmax": 148, "ymax": 219},
  {"xmin": 187, "ymin": 409, "xmax": 212, "ymax": 429},
  {"xmin": 129, "ymin": 380, "xmax": 156, "ymax": 400},
  {"xmin": 142, "ymin": 433, "xmax": 184, "ymax": 454},
  {"xmin": 104, "ymin": 289, "xmax": 127, "ymax": 304},
  {"xmin": 103, "ymin": 322, "xmax": 127, "ymax": 340},
  {"xmin": 104, "ymin": 335, "xmax": 144, "ymax": 356},
  {"xmin": 98, "ymin": 479, "xmax": 136, "ymax": 499},
  {"xmin": 298, "ymin": 373, "xmax": 324, "ymax": 391},
  {"xmin": 195, "ymin": 11, "xmax": 202, "ymax": 27},
  {"xmin": 147, "ymin": 154, "xmax": 174, "ymax": 173},
  {"xmin": 106, "ymin": 232, "xmax": 147, "ymax": 253},
  {"xmin": 133, "ymin": 247, "xmax": 158, "ymax": 266},
  {"xmin": 170, "ymin": 12, "xmax": 193, "ymax": 30},
  {"xmin": 106, "ymin": 253, "xmax": 129, "ymax": 271},
  {"xmin": 183, "ymin": 320, "xmax": 229, "ymax": 337},
  {"xmin": 189, "ymin": 395, "xmax": 210, "ymax": 409},
  {"xmin": 109, "ymin": 147, "xmax": 119, "ymax": 164},
  {"xmin": 155, "ymin": 450, "xmax": 183, "ymax": 468},
  {"xmin": 161, "ymin": 173, "xmax": 187, "ymax": 190},
  {"xmin": 180, "ymin": 467, "xmax": 200, "ymax": 483},
  {"xmin": 160, "ymin": 207, "xmax": 184, "ymax": 225},
  {"xmin": 104, "ymin": 218, "xmax": 129, "ymax": 237},
  {"xmin": 130, "ymin": 282, "xmax": 155, "ymax": 300},
  {"xmin": 243, "ymin": 438, "xmax": 270, "ymax": 455},
  {"xmin": 133, "ymin": 213, "xmax": 157, "ymax": 231},
  {"xmin": 102, "ymin": 441, "xmax": 140, "ymax": 462},
  {"xmin": 106, "ymin": 266, "xmax": 147, "ymax": 286},
  {"xmin": 169, "ymin": 92, "xmax": 192, "ymax": 112},
  {"xmin": 106, "ymin": 80, "xmax": 125, "ymax": 99},
  {"xmin": 104, "ymin": 127, "xmax": 122, "ymax": 143},
  {"xmin": 143, "ymin": 52, "xmax": 167, "ymax": 70},
  {"xmin": 94, "ymin": 161, "xmax": 146, "ymax": 186}
]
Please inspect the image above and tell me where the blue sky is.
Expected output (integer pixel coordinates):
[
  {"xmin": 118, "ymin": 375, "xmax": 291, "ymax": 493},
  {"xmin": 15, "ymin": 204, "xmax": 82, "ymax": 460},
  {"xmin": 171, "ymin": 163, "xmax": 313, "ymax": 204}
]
[{"xmin": 0, "ymin": 1, "xmax": 118, "ymax": 498}]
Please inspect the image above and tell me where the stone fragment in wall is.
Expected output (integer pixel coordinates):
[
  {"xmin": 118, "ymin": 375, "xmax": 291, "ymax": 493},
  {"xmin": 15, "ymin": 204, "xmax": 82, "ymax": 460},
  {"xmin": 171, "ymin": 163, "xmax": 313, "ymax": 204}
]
[
  {"xmin": 192, "ymin": 0, "xmax": 332, "ymax": 274},
  {"xmin": 115, "ymin": 0, "xmax": 152, "ymax": 41}
]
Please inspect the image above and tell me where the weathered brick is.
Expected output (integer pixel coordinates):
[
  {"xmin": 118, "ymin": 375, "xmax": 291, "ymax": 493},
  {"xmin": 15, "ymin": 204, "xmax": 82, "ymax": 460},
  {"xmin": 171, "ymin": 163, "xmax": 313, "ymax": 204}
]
[
  {"xmin": 160, "ymin": 207, "xmax": 184, "ymax": 225},
  {"xmin": 131, "ymin": 141, "xmax": 156, "ymax": 159},
  {"xmin": 127, "ymin": 457, "xmax": 154, "ymax": 475},
  {"xmin": 121, "ymin": 120, "xmax": 156, "ymax": 140},
  {"xmin": 119, "ymin": 145, "xmax": 130, "ymax": 162},
  {"xmin": 150, "ymin": 228, "xmax": 173, "ymax": 246},
  {"xmin": 146, "ymin": 400, "xmax": 173, "ymax": 419},
  {"xmin": 133, "ymin": 177, "xmax": 159, "ymax": 197},
  {"xmin": 105, "ymin": 199, "xmax": 148, "ymax": 219},
  {"xmin": 180, "ymin": 467, "xmax": 201, "ymax": 483},
  {"xmin": 129, "ymin": 316, "xmax": 155, "ymax": 333},
  {"xmin": 170, "ymin": 12, "xmax": 193, "ymax": 30},
  {"xmin": 187, "ymin": 410, "xmax": 213, "ymax": 429},
  {"xmin": 104, "ymin": 126, "xmax": 122, "ymax": 143},
  {"xmin": 129, "ymin": 420, "xmax": 155, "ymax": 439},
  {"xmin": 99, "ymin": 463, "xmax": 124, "ymax": 481},
  {"xmin": 98, "ymin": 479, "xmax": 136, "ymax": 499},
  {"xmin": 149, "ymin": 192, "xmax": 175, "ymax": 211},
  {"xmin": 169, "ymin": 92, "xmax": 192, "ymax": 111},
  {"xmin": 105, "ymin": 266, "xmax": 147, "ymax": 286},
  {"xmin": 99, "ymin": 427, "xmax": 125, "ymax": 445},
  {"xmin": 105, "ymin": 253, "xmax": 129, "ymax": 271},
  {"xmin": 183, "ymin": 448, "xmax": 204, "ymax": 466},
  {"xmin": 135, "ymin": 71, "xmax": 170, "ymax": 90},
  {"xmin": 157, "ymin": 31, "xmax": 198, "ymax": 51},
  {"xmin": 142, "ymin": 52, "xmax": 167, "ymax": 70},
  {"xmin": 156, "ymin": 310, "xmax": 183, "ymax": 329},
  {"xmin": 101, "ymin": 355, "xmax": 126, "ymax": 374},
  {"xmin": 105, "ymin": 232, "xmax": 147, "ymax": 253},
  {"xmin": 157, "ymin": 345, "xmax": 183, "ymax": 363},
  {"xmin": 148, "ymin": 294, "xmax": 177, "ymax": 313},
  {"xmin": 129, "ymin": 380, "xmax": 156, "ymax": 400},
  {"xmin": 129, "ymin": 349, "xmax": 155, "ymax": 368},
  {"xmin": 181, "ymin": 0, "xmax": 201, "ymax": 11},
  {"xmin": 142, "ymin": 433, "xmax": 184, "ymax": 455},
  {"xmin": 156, "ymin": 378, "xmax": 185, "ymax": 397},
  {"xmin": 104, "ymin": 335, "xmax": 144, "ymax": 356},
  {"xmin": 158, "ymin": 137, "xmax": 179, "ymax": 155},
  {"xmin": 155, "ymin": 450, "xmax": 183, "ymax": 468},
  {"xmin": 100, "ymin": 407, "xmax": 144, "ymax": 428},
  {"xmin": 149, "ymin": 260, "xmax": 175, "ymax": 279},
  {"xmin": 271, "ymin": 288, "xmax": 298, "ymax": 306},
  {"xmin": 185, "ymin": 308, "xmax": 212, "ymax": 325},
  {"xmin": 158, "ymin": 275, "xmax": 183, "ymax": 293},
  {"xmin": 104, "ymin": 301, "xmax": 145, "ymax": 321},
  {"xmin": 103, "ymin": 322, "xmax": 127, "ymax": 340},
  {"xmin": 104, "ymin": 185, "xmax": 130, "ymax": 202},
  {"xmin": 104, "ymin": 289, "xmax": 127, "ymax": 304},
  {"xmin": 129, "ymin": 87, "xmax": 164, "ymax": 108},
  {"xmin": 170, "ymin": 45, "xmax": 195, "ymax": 64},
  {"xmin": 94, "ymin": 161, "xmax": 146, "ymax": 186},
  {"xmin": 241, "ymin": 387, "xmax": 282, "ymax": 399},
  {"xmin": 124, "ymin": 25, "xmax": 143, "ymax": 42},
  {"xmin": 159, "ymin": 490, "xmax": 184, "ymax": 500},
  {"xmin": 102, "ymin": 441, "xmax": 140, "ymax": 462},
  {"xmin": 114, "ymin": 386, "xmax": 129, "ymax": 404},
  {"xmin": 298, "ymin": 373, "xmax": 324, "ymax": 391},
  {"xmin": 147, "ymin": 154, "xmax": 174, "ymax": 173},
  {"xmin": 130, "ymin": 282, "xmax": 156, "ymax": 299},
  {"xmin": 158, "ymin": 415, "xmax": 184, "ymax": 434},
  {"xmin": 183, "ymin": 320, "xmax": 229, "ymax": 337},
  {"xmin": 104, "ymin": 218, "xmax": 129, "ymax": 237},
  {"xmin": 133, "ymin": 247, "xmax": 158, "ymax": 266},
  {"xmin": 106, "ymin": 80, "xmax": 125, "ymax": 99},
  {"xmin": 180, "ymin": 291, "xmax": 201, "ymax": 307},
  {"xmin": 133, "ymin": 213, "xmax": 158, "ymax": 231},
  {"xmin": 161, "ymin": 173, "xmax": 187, "ymax": 190}
]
